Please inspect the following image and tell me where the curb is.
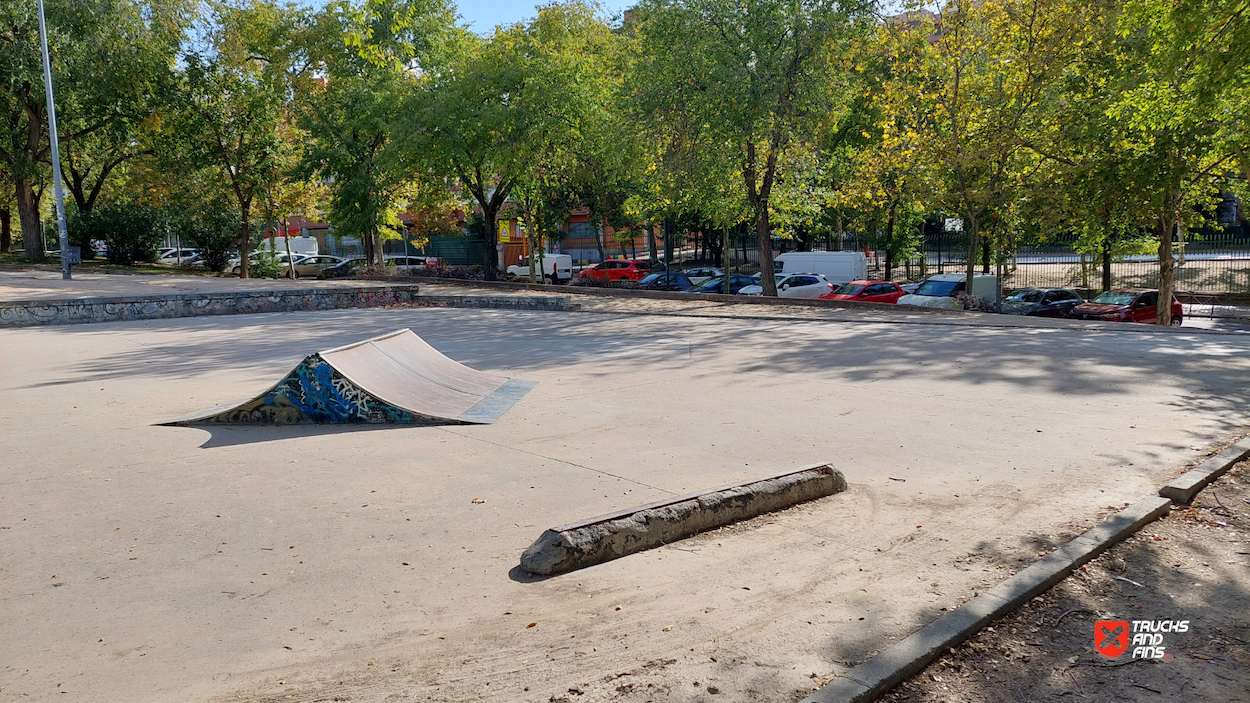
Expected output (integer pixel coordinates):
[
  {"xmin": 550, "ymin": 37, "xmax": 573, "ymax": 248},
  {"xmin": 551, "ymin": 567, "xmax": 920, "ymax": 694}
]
[
  {"xmin": 1159, "ymin": 438, "xmax": 1250, "ymax": 504},
  {"xmin": 0, "ymin": 287, "xmax": 574, "ymax": 327},
  {"xmin": 801, "ymin": 495, "xmax": 1173, "ymax": 703},
  {"xmin": 519, "ymin": 464, "xmax": 846, "ymax": 576},
  {"xmin": 804, "ymin": 437, "xmax": 1250, "ymax": 703}
]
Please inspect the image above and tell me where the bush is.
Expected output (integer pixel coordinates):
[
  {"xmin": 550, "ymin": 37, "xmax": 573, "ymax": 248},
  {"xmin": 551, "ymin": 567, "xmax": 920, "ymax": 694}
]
[
  {"xmin": 183, "ymin": 209, "xmax": 240, "ymax": 273},
  {"xmin": 956, "ymin": 293, "xmax": 1002, "ymax": 313},
  {"xmin": 249, "ymin": 247, "xmax": 284, "ymax": 278},
  {"xmin": 67, "ymin": 203, "xmax": 167, "ymax": 265},
  {"xmin": 424, "ymin": 264, "xmax": 485, "ymax": 280}
]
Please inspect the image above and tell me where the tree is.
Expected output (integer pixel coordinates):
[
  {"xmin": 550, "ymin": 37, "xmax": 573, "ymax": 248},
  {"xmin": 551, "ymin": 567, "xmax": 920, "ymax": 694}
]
[
  {"xmin": 403, "ymin": 1, "xmax": 618, "ymax": 280},
  {"xmin": 1099, "ymin": 0, "xmax": 1245, "ymax": 323},
  {"xmin": 632, "ymin": 0, "xmax": 873, "ymax": 295},
  {"xmin": 892, "ymin": 0, "xmax": 1103, "ymax": 298},
  {"xmin": 296, "ymin": 0, "xmax": 457, "ymax": 267},
  {"xmin": 0, "ymin": 0, "xmax": 186, "ymax": 261}
]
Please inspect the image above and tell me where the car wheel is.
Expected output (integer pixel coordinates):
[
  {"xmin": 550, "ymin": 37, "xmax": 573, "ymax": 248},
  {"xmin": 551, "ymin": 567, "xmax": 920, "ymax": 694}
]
[
  {"xmin": 232, "ymin": 267, "xmax": 241, "ymax": 275},
  {"xmin": 1170, "ymin": 317, "xmax": 1183, "ymax": 326}
]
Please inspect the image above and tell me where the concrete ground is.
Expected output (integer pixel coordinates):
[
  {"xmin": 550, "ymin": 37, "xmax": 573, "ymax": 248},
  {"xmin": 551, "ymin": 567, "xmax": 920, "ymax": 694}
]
[
  {"xmin": 0, "ymin": 269, "xmax": 399, "ymax": 300},
  {"xmin": 881, "ymin": 461, "xmax": 1250, "ymax": 702},
  {"xmin": 3, "ymin": 304, "xmax": 1250, "ymax": 703}
]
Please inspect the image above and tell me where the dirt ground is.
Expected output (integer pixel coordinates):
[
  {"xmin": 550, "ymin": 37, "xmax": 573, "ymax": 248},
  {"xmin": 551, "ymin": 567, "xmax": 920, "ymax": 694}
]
[{"xmin": 879, "ymin": 462, "xmax": 1250, "ymax": 703}]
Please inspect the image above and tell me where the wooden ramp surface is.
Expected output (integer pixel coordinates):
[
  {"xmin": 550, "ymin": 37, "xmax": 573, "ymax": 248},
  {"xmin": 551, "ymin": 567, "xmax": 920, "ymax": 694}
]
[{"xmin": 164, "ymin": 329, "xmax": 534, "ymax": 425}]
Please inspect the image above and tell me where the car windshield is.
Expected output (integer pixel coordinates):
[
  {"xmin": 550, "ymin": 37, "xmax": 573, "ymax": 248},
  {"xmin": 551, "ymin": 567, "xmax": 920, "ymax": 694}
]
[
  {"xmin": 639, "ymin": 273, "xmax": 662, "ymax": 284},
  {"xmin": 695, "ymin": 276, "xmax": 726, "ymax": 289},
  {"xmin": 1091, "ymin": 291, "xmax": 1138, "ymax": 305},
  {"xmin": 914, "ymin": 279, "xmax": 962, "ymax": 296},
  {"xmin": 836, "ymin": 284, "xmax": 866, "ymax": 295},
  {"xmin": 1005, "ymin": 289, "xmax": 1043, "ymax": 302}
]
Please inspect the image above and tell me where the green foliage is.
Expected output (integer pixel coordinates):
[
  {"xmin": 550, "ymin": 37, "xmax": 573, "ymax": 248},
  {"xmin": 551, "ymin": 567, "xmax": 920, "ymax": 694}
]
[
  {"xmin": 68, "ymin": 202, "xmax": 168, "ymax": 265},
  {"xmin": 183, "ymin": 207, "xmax": 244, "ymax": 272},
  {"xmin": 630, "ymin": 0, "xmax": 875, "ymax": 294}
]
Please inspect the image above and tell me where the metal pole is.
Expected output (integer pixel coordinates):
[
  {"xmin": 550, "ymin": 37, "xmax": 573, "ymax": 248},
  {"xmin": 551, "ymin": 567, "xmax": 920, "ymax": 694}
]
[{"xmin": 37, "ymin": 0, "xmax": 70, "ymax": 279}]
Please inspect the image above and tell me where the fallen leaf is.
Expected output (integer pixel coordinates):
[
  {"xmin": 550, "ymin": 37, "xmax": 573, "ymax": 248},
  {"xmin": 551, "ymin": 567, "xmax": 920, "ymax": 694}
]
[
  {"xmin": 471, "ymin": 498, "xmax": 486, "ymax": 504},
  {"xmin": 1192, "ymin": 652, "xmax": 1213, "ymax": 660},
  {"xmin": 526, "ymin": 622, "xmax": 537, "ymax": 628},
  {"xmin": 662, "ymin": 625, "xmax": 673, "ymax": 631}
]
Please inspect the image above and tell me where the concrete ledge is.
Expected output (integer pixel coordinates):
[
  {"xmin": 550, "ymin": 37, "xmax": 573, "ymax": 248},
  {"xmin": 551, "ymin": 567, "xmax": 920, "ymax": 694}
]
[
  {"xmin": 802, "ymin": 495, "xmax": 1173, "ymax": 703},
  {"xmin": 0, "ymin": 287, "xmax": 575, "ymax": 327},
  {"xmin": 1159, "ymin": 439, "xmax": 1250, "ymax": 504},
  {"xmin": 519, "ymin": 464, "xmax": 846, "ymax": 576}
]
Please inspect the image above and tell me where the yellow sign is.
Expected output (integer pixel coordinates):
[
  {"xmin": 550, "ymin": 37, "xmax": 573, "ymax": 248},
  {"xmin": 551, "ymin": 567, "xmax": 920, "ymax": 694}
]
[{"xmin": 497, "ymin": 220, "xmax": 511, "ymax": 243}]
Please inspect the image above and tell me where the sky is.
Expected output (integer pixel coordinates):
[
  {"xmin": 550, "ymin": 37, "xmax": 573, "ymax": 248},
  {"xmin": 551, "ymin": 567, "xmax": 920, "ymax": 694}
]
[{"xmin": 453, "ymin": 0, "xmax": 633, "ymax": 32}]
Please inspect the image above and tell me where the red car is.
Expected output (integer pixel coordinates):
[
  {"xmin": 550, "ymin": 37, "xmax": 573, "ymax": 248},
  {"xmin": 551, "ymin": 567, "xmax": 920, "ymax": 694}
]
[
  {"xmin": 576, "ymin": 259, "xmax": 652, "ymax": 283},
  {"xmin": 1070, "ymin": 289, "xmax": 1183, "ymax": 325},
  {"xmin": 819, "ymin": 280, "xmax": 906, "ymax": 304}
]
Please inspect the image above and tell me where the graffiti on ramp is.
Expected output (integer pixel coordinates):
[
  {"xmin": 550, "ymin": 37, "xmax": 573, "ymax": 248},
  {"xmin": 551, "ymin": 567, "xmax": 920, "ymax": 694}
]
[{"xmin": 163, "ymin": 329, "xmax": 535, "ymax": 426}]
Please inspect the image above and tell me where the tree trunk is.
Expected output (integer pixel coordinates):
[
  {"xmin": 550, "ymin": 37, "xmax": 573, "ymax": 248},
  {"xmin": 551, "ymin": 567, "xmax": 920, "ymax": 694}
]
[
  {"xmin": 15, "ymin": 177, "xmax": 44, "ymax": 261},
  {"xmin": 756, "ymin": 206, "xmax": 777, "ymax": 296},
  {"xmin": 0, "ymin": 205, "xmax": 10, "ymax": 253},
  {"xmin": 1101, "ymin": 237, "xmax": 1111, "ymax": 293},
  {"xmin": 964, "ymin": 214, "xmax": 979, "ymax": 297},
  {"xmin": 529, "ymin": 227, "xmax": 538, "ymax": 283},
  {"xmin": 648, "ymin": 222, "xmax": 658, "ymax": 263},
  {"xmin": 1156, "ymin": 212, "xmax": 1175, "ymax": 325},
  {"xmin": 481, "ymin": 204, "xmax": 499, "ymax": 280},
  {"xmin": 238, "ymin": 200, "xmax": 251, "ymax": 278},
  {"xmin": 721, "ymin": 227, "xmax": 728, "ymax": 274},
  {"xmin": 981, "ymin": 231, "xmax": 991, "ymax": 274},
  {"xmin": 884, "ymin": 206, "xmax": 896, "ymax": 282},
  {"xmin": 835, "ymin": 214, "xmax": 844, "ymax": 251},
  {"xmin": 594, "ymin": 221, "xmax": 605, "ymax": 262}
]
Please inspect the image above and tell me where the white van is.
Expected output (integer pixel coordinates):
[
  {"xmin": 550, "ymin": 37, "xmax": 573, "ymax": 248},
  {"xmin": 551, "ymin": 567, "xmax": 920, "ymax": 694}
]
[
  {"xmin": 897, "ymin": 273, "xmax": 999, "ymax": 309},
  {"xmin": 257, "ymin": 236, "xmax": 318, "ymax": 257},
  {"xmin": 773, "ymin": 252, "xmax": 868, "ymax": 285},
  {"xmin": 506, "ymin": 253, "xmax": 573, "ymax": 284}
]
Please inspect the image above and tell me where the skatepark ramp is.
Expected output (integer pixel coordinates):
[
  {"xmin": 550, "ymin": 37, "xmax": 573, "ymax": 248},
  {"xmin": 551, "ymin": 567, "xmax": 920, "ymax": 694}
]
[{"xmin": 165, "ymin": 329, "xmax": 535, "ymax": 426}]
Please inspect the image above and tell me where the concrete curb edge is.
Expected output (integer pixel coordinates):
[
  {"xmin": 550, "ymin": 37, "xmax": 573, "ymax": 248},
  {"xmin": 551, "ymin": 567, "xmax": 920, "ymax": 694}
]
[
  {"xmin": 800, "ymin": 495, "xmax": 1173, "ymax": 703},
  {"xmin": 1159, "ymin": 439, "xmax": 1250, "ymax": 504}
]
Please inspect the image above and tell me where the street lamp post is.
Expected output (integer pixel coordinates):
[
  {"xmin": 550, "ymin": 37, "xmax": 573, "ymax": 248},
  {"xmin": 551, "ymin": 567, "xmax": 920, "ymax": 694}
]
[{"xmin": 37, "ymin": 0, "xmax": 71, "ymax": 280}]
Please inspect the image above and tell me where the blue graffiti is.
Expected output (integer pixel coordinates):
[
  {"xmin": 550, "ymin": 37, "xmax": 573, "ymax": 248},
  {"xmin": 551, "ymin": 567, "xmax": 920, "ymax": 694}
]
[{"xmin": 212, "ymin": 355, "xmax": 417, "ymax": 424}]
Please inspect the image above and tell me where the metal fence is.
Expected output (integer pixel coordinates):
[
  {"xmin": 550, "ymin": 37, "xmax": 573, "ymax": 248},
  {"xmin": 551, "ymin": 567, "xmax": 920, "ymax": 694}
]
[{"xmin": 702, "ymin": 227, "xmax": 1250, "ymax": 295}]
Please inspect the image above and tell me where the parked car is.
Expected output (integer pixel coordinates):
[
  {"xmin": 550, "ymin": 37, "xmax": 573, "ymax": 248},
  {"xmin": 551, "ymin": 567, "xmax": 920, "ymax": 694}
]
[
  {"xmin": 230, "ymin": 252, "xmax": 304, "ymax": 274},
  {"xmin": 385, "ymin": 255, "xmax": 437, "ymax": 274},
  {"xmin": 898, "ymin": 273, "xmax": 999, "ymax": 309},
  {"xmin": 683, "ymin": 274, "xmax": 759, "ymax": 294},
  {"xmin": 1070, "ymin": 289, "xmax": 1183, "ymax": 325},
  {"xmin": 317, "ymin": 257, "xmax": 368, "ymax": 279},
  {"xmin": 286, "ymin": 254, "xmax": 344, "ymax": 278},
  {"xmin": 819, "ymin": 280, "xmax": 906, "ymax": 304},
  {"xmin": 635, "ymin": 272, "xmax": 694, "ymax": 291},
  {"xmin": 1000, "ymin": 288, "xmax": 1085, "ymax": 317},
  {"xmin": 738, "ymin": 272, "xmax": 836, "ymax": 298},
  {"xmin": 157, "ymin": 248, "xmax": 200, "ymax": 265},
  {"xmin": 157, "ymin": 248, "xmax": 202, "ymax": 266},
  {"xmin": 576, "ymin": 259, "xmax": 652, "ymax": 283},
  {"xmin": 506, "ymin": 254, "xmax": 573, "ymax": 284},
  {"xmin": 683, "ymin": 267, "xmax": 723, "ymax": 285}
]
